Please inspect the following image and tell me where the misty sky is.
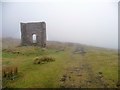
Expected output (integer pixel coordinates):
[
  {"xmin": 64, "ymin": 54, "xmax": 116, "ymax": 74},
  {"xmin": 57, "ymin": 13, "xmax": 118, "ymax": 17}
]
[{"xmin": 1, "ymin": 0, "xmax": 119, "ymax": 49}]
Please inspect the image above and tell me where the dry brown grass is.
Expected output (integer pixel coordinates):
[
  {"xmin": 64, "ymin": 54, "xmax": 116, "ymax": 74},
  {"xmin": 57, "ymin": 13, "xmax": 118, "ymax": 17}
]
[{"xmin": 2, "ymin": 65, "xmax": 18, "ymax": 79}]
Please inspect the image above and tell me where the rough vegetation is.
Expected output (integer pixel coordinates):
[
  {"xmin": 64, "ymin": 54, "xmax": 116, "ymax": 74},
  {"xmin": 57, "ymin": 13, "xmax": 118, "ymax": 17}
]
[
  {"xmin": 2, "ymin": 66, "xmax": 18, "ymax": 78},
  {"xmin": 33, "ymin": 56, "xmax": 55, "ymax": 64},
  {"xmin": 2, "ymin": 65, "xmax": 18, "ymax": 88},
  {"xmin": 2, "ymin": 38, "xmax": 119, "ymax": 88}
]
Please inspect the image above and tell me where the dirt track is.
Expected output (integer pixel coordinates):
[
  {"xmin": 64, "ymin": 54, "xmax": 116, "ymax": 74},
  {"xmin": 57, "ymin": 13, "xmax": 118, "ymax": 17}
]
[{"xmin": 59, "ymin": 51, "xmax": 114, "ymax": 88}]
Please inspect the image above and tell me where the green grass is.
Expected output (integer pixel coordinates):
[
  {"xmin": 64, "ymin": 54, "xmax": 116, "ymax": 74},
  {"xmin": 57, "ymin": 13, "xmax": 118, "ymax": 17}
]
[
  {"xmin": 2, "ymin": 46, "xmax": 118, "ymax": 88},
  {"xmin": 2, "ymin": 52, "xmax": 17, "ymax": 58},
  {"xmin": 2, "ymin": 46, "xmax": 68, "ymax": 88},
  {"xmin": 84, "ymin": 51, "xmax": 118, "ymax": 87}
]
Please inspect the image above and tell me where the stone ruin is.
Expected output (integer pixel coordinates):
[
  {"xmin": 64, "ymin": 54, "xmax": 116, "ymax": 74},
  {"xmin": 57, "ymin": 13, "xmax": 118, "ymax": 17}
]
[{"xmin": 20, "ymin": 22, "xmax": 46, "ymax": 47}]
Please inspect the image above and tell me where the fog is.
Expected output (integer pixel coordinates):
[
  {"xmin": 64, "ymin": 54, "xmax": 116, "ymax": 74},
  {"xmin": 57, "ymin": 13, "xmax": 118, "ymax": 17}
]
[{"xmin": 1, "ymin": 0, "xmax": 118, "ymax": 49}]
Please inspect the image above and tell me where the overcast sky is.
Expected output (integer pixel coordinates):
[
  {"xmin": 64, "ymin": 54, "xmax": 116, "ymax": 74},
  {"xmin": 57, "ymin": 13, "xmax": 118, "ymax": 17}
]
[{"xmin": 1, "ymin": 0, "xmax": 119, "ymax": 49}]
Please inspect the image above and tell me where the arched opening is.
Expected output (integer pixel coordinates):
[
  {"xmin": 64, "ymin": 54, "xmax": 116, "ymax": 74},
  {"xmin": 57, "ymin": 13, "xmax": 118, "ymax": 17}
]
[{"xmin": 32, "ymin": 34, "xmax": 37, "ymax": 43}]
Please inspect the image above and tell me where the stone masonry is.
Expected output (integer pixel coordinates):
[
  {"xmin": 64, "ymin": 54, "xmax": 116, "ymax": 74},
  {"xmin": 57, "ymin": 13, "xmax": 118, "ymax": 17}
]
[{"xmin": 20, "ymin": 22, "xmax": 46, "ymax": 47}]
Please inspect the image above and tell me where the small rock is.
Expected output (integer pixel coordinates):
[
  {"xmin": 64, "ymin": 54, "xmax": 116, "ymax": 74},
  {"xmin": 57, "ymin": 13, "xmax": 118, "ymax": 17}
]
[
  {"xmin": 63, "ymin": 75, "xmax": 67, "ymax": 78},
  {"xmin": 70, "ymin": 71, "xmax": 73, "ymax": 73},
  {"xmin": 80, "ymin": 67, "xmax": 83, "ymax": 69},
  {"xmin": 116, "ymin": 81, "xmax": 120, "ymax": 87},
  {"xmin": 11, "ymin": 75, "xmax": 16, "ymax": 80},
  {"xmin": 68, "ymin": 76, "xmax": 71, "ymax": 79},
  {"xmin": 60, "ymin": 85, "xmax": 65, "ymax": 88},
  {"xmin": 74, "ymin": 69, "xmax": 80, "ymax": 72},
  {"xmin": 77, "ymin": 73, "xmax": 82, "ymax": 76},
  {"xmin": 99, "ymin": 74, "xmax": 103, "ymax": 78},
  {"xmin": 87, "ymin": 80, "xmax": 92, "ymax": 83},
  {"xmin": 60, "ymin": 81, "xmax": 64, "ymax": 85},
  {"xmin": 71, "ymin": 84, "xmax": 75, "ymax": 87},
  {"xmin": 41, "ymin": 62, "xmax": 45, "ymax": 64},
  {"xmin": 60, "ymin": 77, "xmax": 66, "ymax": 82},
  {"xmin": 98, "ymin": 72, "xmax": 102, "ymax": 74}
]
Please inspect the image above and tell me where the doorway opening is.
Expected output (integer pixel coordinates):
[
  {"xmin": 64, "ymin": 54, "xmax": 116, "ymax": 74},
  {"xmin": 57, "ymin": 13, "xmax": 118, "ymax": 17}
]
[{"xmin": 32, "ymin": 34, "xmax": 37, "ymax": 43}]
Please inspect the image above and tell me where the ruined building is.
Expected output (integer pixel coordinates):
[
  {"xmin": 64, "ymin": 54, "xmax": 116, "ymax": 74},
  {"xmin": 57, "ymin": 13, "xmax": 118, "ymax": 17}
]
[{"xmin": 20, "ymin": 22, "xmax": 46, "ymax": 47}]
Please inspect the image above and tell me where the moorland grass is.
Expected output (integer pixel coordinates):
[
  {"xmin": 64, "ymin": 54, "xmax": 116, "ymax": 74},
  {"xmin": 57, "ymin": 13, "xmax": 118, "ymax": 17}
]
[{"xmin": 2, "ymin": 45, "xmax": 118, "ymax": 88}]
